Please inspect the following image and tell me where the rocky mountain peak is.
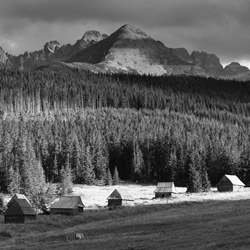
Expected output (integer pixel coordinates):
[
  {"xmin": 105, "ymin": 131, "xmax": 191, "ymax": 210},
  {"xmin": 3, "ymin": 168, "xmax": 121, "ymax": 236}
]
[
  {"xmin": 191, "ymin": 51, "xmax": 223, "ymax": 76},
  {"xmin": 44, "ymin": 41, "xmax": 61, "ymax": 54},
  {"xmin": 0, "ymin": 46, "xmax": 8, "ymax": 64},
  {"xmin": 172, "ymin": 48, "xmax": 192, "ymax": 63},
  {"xmin": 82, "ymin": 30, "xmax": 104, "ymax": 43},
  {"xmin": 114, "ymin": 24, "xmax": 149, "ymax": 40},
  {"xmin": 223, "ymin": 62, "xmax": 250, "ymax": 76}
]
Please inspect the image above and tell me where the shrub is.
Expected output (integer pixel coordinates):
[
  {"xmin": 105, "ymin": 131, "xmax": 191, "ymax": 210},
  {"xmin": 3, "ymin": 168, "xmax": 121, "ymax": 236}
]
[{"xmin": 0, "ymin": 231, "xmax": 12, "ymax": 238}]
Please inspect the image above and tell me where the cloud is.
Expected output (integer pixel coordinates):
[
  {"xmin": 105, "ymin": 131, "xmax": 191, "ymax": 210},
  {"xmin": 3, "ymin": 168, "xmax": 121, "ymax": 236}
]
[{"xmin": 0, "ymin": 0, "xmax": 249, "ymax": 66}]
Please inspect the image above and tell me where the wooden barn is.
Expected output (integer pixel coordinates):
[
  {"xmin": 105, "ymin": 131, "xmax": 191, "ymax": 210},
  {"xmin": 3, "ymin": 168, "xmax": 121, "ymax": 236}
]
[
  {"xmin": 107, "ymin": 189, "xmax": 134, "ymax": 207},
  {"xmin": 50, "ymin": 196, "xmax": 84, "ymax": 215},
  {"xmin": 217, "ymin": 175, "xmax": 245, "ymax": 192},
  {"xmin": 154, "ymin": 182, "xmax": 176, "ymax": 198},
  {"xmin": 4, "ymin": 194, "xmax": 36, "ymax": 223}
]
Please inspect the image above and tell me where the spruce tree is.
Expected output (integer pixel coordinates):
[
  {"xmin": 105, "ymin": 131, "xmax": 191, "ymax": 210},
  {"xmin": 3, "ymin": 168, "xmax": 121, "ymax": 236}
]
[
  {"xmin": 57, "ymin": 163, "xmax": 73, "ymax": 196},
  {"xmin": 187, "ymin": 163, "xmax": 202, "ymax": 193},
  {"xmin": 82, "ymin": 146, "xmax": 95, "ymax": 184},
  {"xmin": 113, "ymin": 166, "xmax": 120, "ymax": 185},
  {"xmin": 132, "ymin": 143, "xmax": 145, "ymax": 181},
  {"xmin": 105, "ymin": 167, "xmax": 113, "ymax": 186},
  {"xmin": 186, "ymin": 150, "xmax": 203, "ymax": 193},
  {"xmin": 8, "ymin": 165, "xmax": 20, "ymax": 195},
  {"xmin": 201, "ymin": 164, "xmax": 211, "ymax": 192}
]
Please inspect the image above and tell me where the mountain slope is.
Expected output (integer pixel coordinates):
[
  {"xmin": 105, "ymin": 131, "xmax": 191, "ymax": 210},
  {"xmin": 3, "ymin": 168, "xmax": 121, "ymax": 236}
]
[
  {"xmin": 67, "ymin": 24, "xmax": 200, "ymax": 75},
  {"xmin": 7, "ymin": 31, "xmax": 107, "ymax": 70}
]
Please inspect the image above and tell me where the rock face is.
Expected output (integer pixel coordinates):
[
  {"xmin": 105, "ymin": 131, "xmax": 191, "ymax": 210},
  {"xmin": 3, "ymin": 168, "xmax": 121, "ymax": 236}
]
[
  {"xmin": 0, "ymin": 47, "xmax": 8, "ymax": 64},
  {"xmin": 223, "ymin": 62, "xmax": 250, "ymax": 76},
  {"xmin": 44, "ymin": 41, "xmax": 61, "ymax": 54},
  {"xmin": 82, "ymin": 30, "xmax": 105, "ymax": 43},
  {"xmin": 172, "ymin": 48, "xmax": 192, "ymax": 63},
  {"xmin": 190, "ymin": 51, "xmax": 223, "ymax": 76}
]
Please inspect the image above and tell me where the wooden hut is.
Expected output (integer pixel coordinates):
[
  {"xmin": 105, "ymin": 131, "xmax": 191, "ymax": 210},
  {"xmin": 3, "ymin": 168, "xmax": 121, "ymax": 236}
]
[
  {"xmin": 4, "ymin": 194, "xmax": 36, "ymax": 223},
  {"xmin": 107, "ymin": 189, "xmax": 134, "ymax": 207},
  {"xmin": 217, "ymin": 175, "xmax": 245, "ymax": 192},
  {"xmin": 50, "ymin": 196, "xmax": 84, "ymax": 215},
  {"xmin": 154, "ymin": 182, "xmax": 176, "ymax": 198}
]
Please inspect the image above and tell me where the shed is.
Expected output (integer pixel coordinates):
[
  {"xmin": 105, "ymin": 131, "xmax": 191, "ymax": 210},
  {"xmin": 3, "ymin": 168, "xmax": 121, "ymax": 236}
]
[
  {"xmin": 50, "ymin": 196, "xmax": 85, "ymax": 215},
  {"xmin": 107, "ymin": 189, "xmax": 134, "ymax": 207},
  {"xmin": 154, "ymin": 182, "xmax": 176, "ymax": 198},
  {"xmin": 217, "ymin": 175, "xmax": 245, "ymax": 192},
  {"xmin": 4, "ymin": 194, "xmax": 36, "ymax": 223}
]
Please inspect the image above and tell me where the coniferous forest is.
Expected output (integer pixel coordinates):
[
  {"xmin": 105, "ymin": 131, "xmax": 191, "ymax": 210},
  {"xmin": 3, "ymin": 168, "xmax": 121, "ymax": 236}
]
[{"xmin": 1, "ymin": 68, "xmax": 250, "ymax": 203}]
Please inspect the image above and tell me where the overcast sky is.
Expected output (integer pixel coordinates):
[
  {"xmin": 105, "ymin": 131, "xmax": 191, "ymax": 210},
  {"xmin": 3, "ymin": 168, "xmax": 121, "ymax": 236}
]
[{"xmin": 0, "ymin": 0, "xmax": 250, "ymax": 67}]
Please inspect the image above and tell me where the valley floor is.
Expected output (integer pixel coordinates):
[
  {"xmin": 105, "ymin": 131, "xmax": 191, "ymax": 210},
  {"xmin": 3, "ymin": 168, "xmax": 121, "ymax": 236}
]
[
  {"xmin": 1, "ymin": 185, "xmax": 250, "ymax": 249},
  {"xmin": 1, "ymin": 199, "xmax": 250, "ymax": 250},
  {"xmin": 72, "ymin": 184, "xmax": 250, "ymax": 208}
]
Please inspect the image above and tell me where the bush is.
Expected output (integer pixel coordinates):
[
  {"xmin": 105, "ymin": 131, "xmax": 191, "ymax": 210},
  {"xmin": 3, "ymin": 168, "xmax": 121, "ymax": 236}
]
[{"xmin": 0, "ymin": 231, "xmax": 12, "ymax": 238}]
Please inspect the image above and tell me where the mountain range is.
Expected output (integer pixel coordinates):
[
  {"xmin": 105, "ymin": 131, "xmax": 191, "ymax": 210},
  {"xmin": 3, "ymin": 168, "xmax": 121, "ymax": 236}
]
[{"xmin": 0, "ymin": 24, "xmax": 250, "ymax": 80}]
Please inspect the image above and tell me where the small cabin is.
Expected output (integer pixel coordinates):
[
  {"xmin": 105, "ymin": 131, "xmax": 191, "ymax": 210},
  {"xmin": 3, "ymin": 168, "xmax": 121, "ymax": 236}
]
[
  {"xmin": 4, "ymin": 194, "xmax": 36, "ymax": 223},
  {"xmin": 217, "ymin": 175, "xmax": 245, "ymax": 192},
  {"xmin": 50, "ymin": 196, "xmax": 85, "ymax": 215},
  {"xmin": 154, "ymin": 182, "xmax": 176, "ymax": 198},
  {"xmin": 107, "ymin": 189, "xmax": 134, "ymax": 207}
]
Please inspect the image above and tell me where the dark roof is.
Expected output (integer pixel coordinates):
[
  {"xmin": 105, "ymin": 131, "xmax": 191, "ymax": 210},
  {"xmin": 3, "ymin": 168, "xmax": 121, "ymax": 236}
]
[
  {"xmin": 217, "ymin": 175, "xmax": 245, "ymax": 186},
  {"xmin": 50, "ymin": 196, "xmax": 84, "ymax": 209},
  {"xmin": 154, "ymin": 182, "xmax": 176, "ymax": 193},
  {"xmin": 5, "ymin": 199, "xmax": 36, "ymax": 216},
  {"xmin": 107, "ymin": 189, "xmax": 134, "ymax": 201}
]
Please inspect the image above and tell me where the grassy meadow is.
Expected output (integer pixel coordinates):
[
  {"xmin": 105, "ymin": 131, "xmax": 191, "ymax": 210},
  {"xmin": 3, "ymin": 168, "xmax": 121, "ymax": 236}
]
[{"xmin": 1, "ymin": 198, "xmax": 250, "ymax": 249}]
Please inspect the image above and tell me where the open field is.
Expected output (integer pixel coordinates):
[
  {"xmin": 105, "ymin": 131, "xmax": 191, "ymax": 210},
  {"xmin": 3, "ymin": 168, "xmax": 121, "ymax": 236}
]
[
  {"xmin": 1, "ymin": 199, "xmax": 250, "ymax": 249},
  {"xmin": 72, "ymin": 184, "xmax": 250, "ymax": 208},
  {"xmin": 1, "ymin": 185, "xmax": 250, "ymax": 249}
]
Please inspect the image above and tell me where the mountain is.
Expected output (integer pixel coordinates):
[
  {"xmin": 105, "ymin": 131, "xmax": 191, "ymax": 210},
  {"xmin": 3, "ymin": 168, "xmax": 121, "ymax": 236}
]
[
  {"xmin": 7, "ymin": 30, "xmax": 107, "ymax": 70},
  {"xmin": 0, "ymin": 24, "xmax": 249, "ymax": 79},
  {"xmin": 223, "ymin": 62, "xmax": 250, "ymax": 76},
  {"xmin": 67, "ymin": 24, "xmax": 205, "ymax": 76},
  {"xmin": 0, "ymin": 47, "xmax": 8, "ymax": 65},
  {"xmin": 66, "ymin": 25, "xmax": 230, "ymax": 77}
]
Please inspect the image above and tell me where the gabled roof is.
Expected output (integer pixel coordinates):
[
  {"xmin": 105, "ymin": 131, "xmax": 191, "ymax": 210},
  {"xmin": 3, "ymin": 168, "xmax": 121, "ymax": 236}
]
[
  {"xmin": 218, "ymin": 175, "xmax": 245, "ymax": 186},
  {"xmin": 50, "ymin": 196, "xmax": 84, "ymax": 209},
  {"xmin": 8, "ymin": 193, "xmax": 31, "ymax": 205},
  {"xmin": 154, "ymin": 182, "xmax": 176, "ymax": 193},
  {"xmin": 107, "ymin": 189, "xmax": 134, "ymax": 201},
  {"xmin": 5, "ymin": 199, "xmax": 36, "ymax": 216}
]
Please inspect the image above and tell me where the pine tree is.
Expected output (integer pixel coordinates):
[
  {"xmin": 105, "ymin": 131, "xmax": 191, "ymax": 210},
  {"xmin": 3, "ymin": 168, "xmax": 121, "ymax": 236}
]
[
  {"xmin": 187, "ymin": 163, "xmax": 202, "ymax": 193},
  {"xmin": 105, "ymin": 167, "xmax": 113, "ymax": 186},
  {"xmin": 186, "ymin": 150, "xmax": 203, "ymax": 193},
  {"xmin": 132, "ymin": 143, "xmax": 145, "ymax": 181},
  {"xmin": 8, "ymin": 165, "xmax": 20, "ymax": 195},
  {"xmin": 113, "ymin": 166, "xmax": 120, "ymax": 185},
  {"xmin": 201, "ymin": 164, "xmax": 211, "ymax": 192},
  {"xmin": 82, "ymin": 146, "xmax": 95, "ymax": 184},
  {"xmin": 57, "ymin": 163, "xmax": 73, "ymax": 196}
]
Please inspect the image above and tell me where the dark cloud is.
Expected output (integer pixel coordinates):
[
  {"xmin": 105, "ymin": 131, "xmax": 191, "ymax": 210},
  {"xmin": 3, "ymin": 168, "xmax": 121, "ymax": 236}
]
[{"xmin": 0, "ymin": 0, "xmax": 249, "ymax": 67}]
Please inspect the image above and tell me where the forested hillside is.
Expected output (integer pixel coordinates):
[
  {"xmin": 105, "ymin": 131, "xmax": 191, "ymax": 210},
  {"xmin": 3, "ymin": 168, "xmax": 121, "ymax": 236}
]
[{"xmin": 0, "ymin": 68, "xmax": 250, "ymax": 201}]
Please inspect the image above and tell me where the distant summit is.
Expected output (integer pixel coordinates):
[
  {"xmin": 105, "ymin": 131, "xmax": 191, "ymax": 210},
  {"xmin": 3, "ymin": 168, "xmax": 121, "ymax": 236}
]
[
  {"xmin": 223, "ymin": 62, "xmax": 250, "ymax": 76},
  {"xmin": 82, "ymin": 30, "xmax": 105, "ymax": 43},
  {"xmin": 1, "ymin": 24, "xmax": 249, "ymax": 79},
  {"xmin": 0, "ymin": 47, "xmax": 8, "ymax": 64},
  {"xmin": 44, "ymin": 41, "xmax": 61, "ymax": 54}
]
